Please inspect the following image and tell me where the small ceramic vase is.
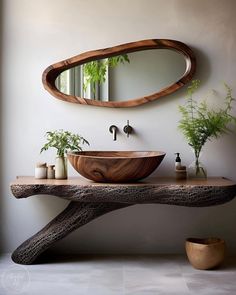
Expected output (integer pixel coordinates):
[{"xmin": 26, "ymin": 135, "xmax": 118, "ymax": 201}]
[
  {"xmin": 55, "ymin": 156, "xmax": 67, "ymax": 179},
  {"xmin": 35, "ymin": 162, "xmax": 47, "ymax": 179},
  {"xmin": 47, "ymin": 164, "xmax": 55, "ymax": 179}
]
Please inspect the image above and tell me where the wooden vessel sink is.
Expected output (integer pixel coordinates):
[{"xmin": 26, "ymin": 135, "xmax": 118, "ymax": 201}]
[{"xmin": 67, "ymin": 151, "xmax": 166, "ymax": 183}]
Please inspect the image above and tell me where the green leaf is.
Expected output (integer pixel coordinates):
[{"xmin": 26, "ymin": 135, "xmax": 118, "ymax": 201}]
[
  {"xmin": 40, "ymin": 129, "xmax": 89, "ymax": 156},
  {"xmin": 178, "ymin": 80, "xmax": 236, "ymax": 156},
  {"xmin": 83, "ymin": 54, "xmax": 130, "ymax": 95}
]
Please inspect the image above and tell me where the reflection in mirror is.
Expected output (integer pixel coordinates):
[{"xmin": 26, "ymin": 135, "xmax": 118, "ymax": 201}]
[
  {"xmin": 42, "ymin": 39, "xmax": 196, "ymax": 107},
  {"xmin": 56, "ymin": 63, "xmax": 109, "ymax": 100},
  {"xmin": 56, "ymin": 49, "xmax": 186, "ymax": 102}
]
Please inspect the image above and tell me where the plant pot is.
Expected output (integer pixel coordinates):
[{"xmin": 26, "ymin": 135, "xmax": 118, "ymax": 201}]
[
  {"xmin": 185, "ymin": 237, "xmax": 226, "ymax": 270},
  {"xmin": 188, "ymin": 151, "xmax": 207, "ymax": 179},
  {"xmin": 55, "ymin": 156, "xmax": 67, "ymax": 179},
  {"xmin": 188, "ymin": 160, "xmax": 207, "ymax": 178}
]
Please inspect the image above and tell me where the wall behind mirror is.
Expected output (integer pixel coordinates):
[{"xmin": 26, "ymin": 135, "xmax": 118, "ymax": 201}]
[{"xmin": 56, "ymin": 49, "xmax": 186, "ymax": 102}]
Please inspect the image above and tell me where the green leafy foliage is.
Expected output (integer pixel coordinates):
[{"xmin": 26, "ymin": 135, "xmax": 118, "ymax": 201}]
[
  {"xmin": 83, "ymin": 54, "xmax": 130, "ymax": 93},
  {"xmin": 40, "ymin": 130, "xmax": 89, "ymax": 157},
  {"xmin": 178, "ymin": 80, "xmax": 236, "ymax": 164}
]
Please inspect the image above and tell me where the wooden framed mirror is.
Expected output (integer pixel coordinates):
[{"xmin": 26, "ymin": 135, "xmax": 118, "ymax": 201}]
[{"xmin": 42, "ymin": 39, "xmax": 196, "ymax": 108}]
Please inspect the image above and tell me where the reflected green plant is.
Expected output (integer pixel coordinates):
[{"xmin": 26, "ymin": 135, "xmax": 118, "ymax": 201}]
[{"xmin": 83, "ymin": 54, "xmax": 130, "ymax": 93}]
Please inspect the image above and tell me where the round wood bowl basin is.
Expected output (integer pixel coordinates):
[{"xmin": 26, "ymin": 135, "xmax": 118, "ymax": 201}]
[
  {"xmin": 185, "ymin": 237, "xmax": 226, "ymax": 270},
  {"xmin": 67, "ymin": 151, "xmax": 165, "ymax": 183}
]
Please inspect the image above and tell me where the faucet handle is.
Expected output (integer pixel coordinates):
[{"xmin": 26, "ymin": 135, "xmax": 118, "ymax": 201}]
[
  {"xmin": 123, "ymin": 120, "xmax": 133, "ymax": 137},
  {"xmin": 109, "ymin": 125, "xmax": 118, "ymax": 141}
]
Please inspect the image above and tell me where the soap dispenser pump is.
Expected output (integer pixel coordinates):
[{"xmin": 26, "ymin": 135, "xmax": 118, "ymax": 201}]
[{"xmin": 175, "ymin": 153, "xmax": 181, "ymax": 168}]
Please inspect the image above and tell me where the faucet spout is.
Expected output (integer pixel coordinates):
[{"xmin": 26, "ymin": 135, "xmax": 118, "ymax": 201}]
[{"xmin": 109, "ymin": 125, "xmax": 118, "ymax": 141}]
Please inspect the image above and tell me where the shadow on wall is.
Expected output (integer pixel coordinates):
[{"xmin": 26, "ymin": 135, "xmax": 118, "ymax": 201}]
[
  {"xmin": 0, "ymin": 0, "xmax": 3, "ymax": 254},
  {"xmin": 192, "ymin": 46, "xmax": 211, "ymax": 84}
]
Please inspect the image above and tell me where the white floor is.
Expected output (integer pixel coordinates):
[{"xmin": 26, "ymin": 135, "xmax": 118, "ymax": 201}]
[{"xmin": 0, "ymin": 254, "xmax": 236, "ymax": 295}]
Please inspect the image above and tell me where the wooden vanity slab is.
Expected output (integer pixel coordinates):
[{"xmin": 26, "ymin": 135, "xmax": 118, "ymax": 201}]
[
  {"xmin": 11, "ymin": 176, "xmax": 236, "ymax": 207},
  {"xmin": 10, "ymin": 176, "xmax": 236, "ymax": 265}
]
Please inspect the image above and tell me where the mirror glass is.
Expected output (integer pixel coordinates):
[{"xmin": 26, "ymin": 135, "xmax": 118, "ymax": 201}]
[
  {"xmin": 55, "ymin": 49, "xmax": 186, "ymax": 102},
  {"xmin": 43, "ymin": 39, "xmax": 196, "ymax": 107}
]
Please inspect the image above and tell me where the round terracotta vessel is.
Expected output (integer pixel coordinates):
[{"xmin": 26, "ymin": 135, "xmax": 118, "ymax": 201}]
[{"xmin": 185, "ymin": 237, "xmax": 226, "ymax": 270}]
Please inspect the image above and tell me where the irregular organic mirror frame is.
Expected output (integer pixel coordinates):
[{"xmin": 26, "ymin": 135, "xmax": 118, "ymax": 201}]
[{"xmin": 42, "ymin": 39, "xmax": 196, "ymax": 108}]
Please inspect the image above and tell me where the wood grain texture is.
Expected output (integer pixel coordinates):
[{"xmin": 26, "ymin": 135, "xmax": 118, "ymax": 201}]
[
  {"xmin": 11, "ymin": 177, "xmax": 236, "ymax": 207},
  {"xmin": 12, "ymin": 202, "xmax": 129, "ymax": 265},
  {"xmin": 185, "ymin": 238, "xmax": 225, "ymax": 270},
  {"xmin": 10, "ymin": 177, "xmax": 236, "ymax": 264},
  {"xmin": 42, "ymin": 39, "xmax": 196, "ymax": 107},
  {"xmin": 67, "ymin": 151, "xmax": 166, "ymax": 183}
]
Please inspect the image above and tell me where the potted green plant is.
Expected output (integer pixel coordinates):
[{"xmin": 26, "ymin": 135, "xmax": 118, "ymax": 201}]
[
  {"xmin": 40, "ymin": 130, "xmax": 89, "ymax": 179},
  {"xmin": 178, "ymin": 80, "xmax": 236, "ymax": 178}
]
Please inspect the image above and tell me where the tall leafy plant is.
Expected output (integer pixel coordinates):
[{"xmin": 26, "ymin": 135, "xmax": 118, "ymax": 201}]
[{"xmin": 178, "ymin": 80, "xmax": 236, "ymax": 176}]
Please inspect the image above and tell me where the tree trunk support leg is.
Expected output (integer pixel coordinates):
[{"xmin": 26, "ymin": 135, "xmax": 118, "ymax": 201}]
[{"xmin": 12, "ymin": 201, "xmax": 129, "ymax": 265}]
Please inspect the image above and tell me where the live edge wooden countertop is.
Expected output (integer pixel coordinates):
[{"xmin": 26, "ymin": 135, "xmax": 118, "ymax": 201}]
[
  {"xmin": 11, "ymin": 176, "xmax": 236, "ymax": 207},
  {"xmin": 10, "ymin": 176, "xmax": 236, "ymax": 264}
]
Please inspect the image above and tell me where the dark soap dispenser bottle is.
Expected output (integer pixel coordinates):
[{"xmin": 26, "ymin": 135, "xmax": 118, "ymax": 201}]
[{"xmin": 175, "ymin": 153, "xmax": 181, "ymax": 169}]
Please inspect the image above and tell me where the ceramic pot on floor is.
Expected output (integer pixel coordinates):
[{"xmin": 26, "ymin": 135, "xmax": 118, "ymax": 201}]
[{"xmin": 185, "ymin": 237, "xmax": 226, "ymax": 270}]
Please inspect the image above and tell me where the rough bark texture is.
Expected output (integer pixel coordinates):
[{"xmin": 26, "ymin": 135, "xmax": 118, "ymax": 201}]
[
  {"xmin": 11, "ymin": 183, "xmax": 236, "ymax": 207},
  {"xmin": 10, "ymin": 177, "xmax": 236, "ymax": 265},
  {"xmin": 12, "ymin": 202, "xmax": 129, "ymax": 265}
]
